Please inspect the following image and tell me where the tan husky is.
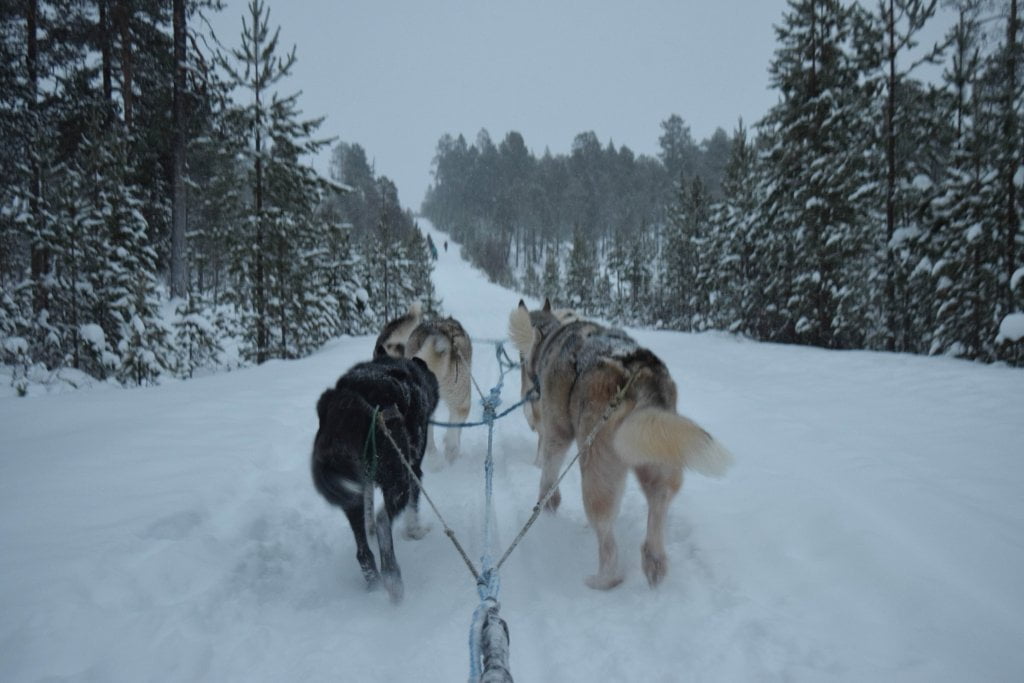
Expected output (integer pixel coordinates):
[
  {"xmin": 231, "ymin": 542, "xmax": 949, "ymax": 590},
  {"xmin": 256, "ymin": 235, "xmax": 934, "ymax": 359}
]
[
  {"xmin": 508, "ymin": 299, "xmax": 732, "ymax": 589},
  {"xmin": 375, "ymin": 303, "xmax": 473, "ymax": 463}
]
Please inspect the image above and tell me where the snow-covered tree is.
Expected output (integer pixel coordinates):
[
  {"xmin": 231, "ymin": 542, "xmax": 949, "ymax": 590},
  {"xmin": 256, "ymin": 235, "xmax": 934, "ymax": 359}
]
[
  {"xmin": 218, "ymin": 0, "xmax": 331, "ymax": 363},
  {"xmin": 758, "ymin": 0, "xmax": 877, "ymax": 348},
  {"xmin": 566, "ymin": 223, "xmax": 598, "ymax": 314},
  {"xmin": 541, "ymin": 246, "xmax": 562, "ymax": 304}
]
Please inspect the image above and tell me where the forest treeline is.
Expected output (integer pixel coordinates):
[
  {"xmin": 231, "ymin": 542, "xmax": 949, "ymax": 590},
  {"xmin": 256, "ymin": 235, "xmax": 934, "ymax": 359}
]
[
  {"xmin": 0, "ymin": 0, "xmax": 435, "ymax": 392},
  {"xmin": 423, "ymin": 0, "xmax": 1024, "ymax": 365}
]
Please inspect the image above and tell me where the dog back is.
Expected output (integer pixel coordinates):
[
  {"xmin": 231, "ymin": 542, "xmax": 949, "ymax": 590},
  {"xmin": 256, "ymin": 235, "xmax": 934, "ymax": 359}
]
[{"xmin": 312, "ymin": 357, "xmax": 439, "ymax": 507}]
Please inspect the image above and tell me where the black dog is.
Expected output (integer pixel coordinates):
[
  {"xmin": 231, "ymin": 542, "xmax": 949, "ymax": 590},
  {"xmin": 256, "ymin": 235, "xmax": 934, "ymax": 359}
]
[{"xmin": 311, "ymin": 355, "xmax": 439, "ymax": 603}]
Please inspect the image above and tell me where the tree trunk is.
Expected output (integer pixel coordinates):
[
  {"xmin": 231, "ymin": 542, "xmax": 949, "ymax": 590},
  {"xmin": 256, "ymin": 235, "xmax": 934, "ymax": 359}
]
[
  {"xmin": 27, "ymin": 0, "xmax": 48, "ymax": 315},
  {"xmin": 251, "ymin": 0, "xmax": 267, "ymax": 363},
  {"xmin": 115, "ymin": 0, "xmax": 133, "ymax": 128},
  {"xmin": 169, "ymin": 0, "xmax": 188, "ymax": 298},
  {"xmin": 1005, "ymin": 0, "xmax": 1020, "ymax": 313},
  {"xmin": 255, "ymin": 125, "xmax": 267, "ymax": 362},
  {"xmin": 885, "ymin": 0, "xmax": 898, "ymax": 351},
  {"xmin": 99, "ymin": 0, "xmax": 112, "ymax": 102}
]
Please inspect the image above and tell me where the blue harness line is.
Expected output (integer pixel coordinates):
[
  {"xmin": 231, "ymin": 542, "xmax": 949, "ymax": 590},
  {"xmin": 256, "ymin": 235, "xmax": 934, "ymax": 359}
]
[
  {"xmin": 384, "ymin": 339, "xmax": 522, "ymax": 681},
  {"xmin": 465, "ymin": 341, "xmax": 516, "ymax": 682},
  {"xmin": 382, "ymin": 335, "xmax": 625, "ymax": 681}
]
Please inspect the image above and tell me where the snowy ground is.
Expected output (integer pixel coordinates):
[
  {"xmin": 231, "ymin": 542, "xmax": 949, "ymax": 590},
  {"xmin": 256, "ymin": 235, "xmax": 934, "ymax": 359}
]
[{"xmin": 2, "ymin": 220, "xmax": 1023, "ymax": 682}]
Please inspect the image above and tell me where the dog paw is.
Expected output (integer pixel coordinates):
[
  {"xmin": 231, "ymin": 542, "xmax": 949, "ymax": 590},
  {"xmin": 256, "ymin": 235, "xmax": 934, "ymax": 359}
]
[
  {"xmin": 585, "ymin": 573, "xmax": 624, "ymax": 590},
  {"xmin": 404, "ymin": 522, "xmax": 431, "ymax": 540},
  {"xmin": 382, "ymin": 573, "xmax": 404, "ymax": 604},
  {"xmin": 363, "ymin": 570, "xmax": 382, "ymax": 592},
  {"xmin": 444, "ymin": 446, "xmax": 460, "ymax": 464},
  {"xmin": 642, "ymin": 543, "xmax": 668, "ymax": 587},
  {"xmin": 542, "ymin": 489, "xmax": 561, "ymax": 512}
]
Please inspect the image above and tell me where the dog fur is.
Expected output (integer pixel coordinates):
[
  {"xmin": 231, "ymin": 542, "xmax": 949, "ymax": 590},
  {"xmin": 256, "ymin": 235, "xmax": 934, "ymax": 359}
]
[
  {"xmin": 375, "ymin": 303, "xmax": 473, "ymax": 463},
  {"xmin": 517, "ymin": 302, "xmax": 581, "ymax": 435},
  {"xmin": 311, "ymin": 355, "xmax": 439, "ymax": 603},
  {"xmin": 508, "ymin": 299, "xmax": 732, "ymax": 590},
  {"xmin": 373, "ymin": 301, "xmax": 424, "ymax": 359}
]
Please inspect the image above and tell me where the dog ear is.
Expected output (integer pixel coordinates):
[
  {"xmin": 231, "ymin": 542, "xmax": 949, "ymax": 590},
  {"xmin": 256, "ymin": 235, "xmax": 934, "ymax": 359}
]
[
  {"xmin": 518, "ymin": 299, "xmax": 528, "ymax": 311},
  {"xmin": 408, "ymin": 301, "xmax": 423, "ymax": 323},
  {"xmin": 410, "ymin": 356, "xmax": 429, "ymax": 372},
  {"xmin": 373, "ymin": 343, "xmax": 387, "ymax": 359},
  {"xmin": 542, "ymin": 298, "xmax": 552, "ymax": 313}
]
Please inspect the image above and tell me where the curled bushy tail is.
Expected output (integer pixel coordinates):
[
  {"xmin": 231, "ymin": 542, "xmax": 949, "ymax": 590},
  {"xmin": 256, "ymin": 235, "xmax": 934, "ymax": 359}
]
[
  {"xmin": 612, "ymin": 408, "xmax": 733, "ymax": 477},
  {"xmin": 508, "ymin": 306, "xmax": 535, "ymax": 358}
]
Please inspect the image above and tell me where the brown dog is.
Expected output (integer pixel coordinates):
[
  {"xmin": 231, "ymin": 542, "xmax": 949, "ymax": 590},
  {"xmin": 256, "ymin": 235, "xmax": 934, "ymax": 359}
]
[{"xmin": 509, "ymin": 299, "xmax": 732, "ymax": 589}]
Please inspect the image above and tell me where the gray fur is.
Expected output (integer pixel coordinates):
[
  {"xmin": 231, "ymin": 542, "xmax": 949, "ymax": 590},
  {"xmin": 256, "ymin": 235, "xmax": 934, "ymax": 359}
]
[{"xmin": 375, "ymin": 308, "xmax": 474, "ymax": 463}]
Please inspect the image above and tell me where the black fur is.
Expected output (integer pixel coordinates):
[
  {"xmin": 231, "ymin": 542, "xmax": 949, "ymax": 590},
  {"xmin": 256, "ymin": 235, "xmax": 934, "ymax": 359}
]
[{"xmin": 311, "ymin": 355, "xmax": 439, "ymax": 603}]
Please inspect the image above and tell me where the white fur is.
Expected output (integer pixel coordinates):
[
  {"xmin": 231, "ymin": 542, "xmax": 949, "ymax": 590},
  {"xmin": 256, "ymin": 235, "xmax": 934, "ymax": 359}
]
[
  {"xmin": 613, "ymin": 408, "xmax": 733, "ymax": 477},
  {"xmin": 508, "ymin": 307, "xmax": 535, "ymax": 358}
]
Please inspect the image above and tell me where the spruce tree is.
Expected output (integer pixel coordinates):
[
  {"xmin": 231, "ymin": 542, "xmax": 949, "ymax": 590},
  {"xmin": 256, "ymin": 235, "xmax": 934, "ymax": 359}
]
[
  {"xmin": 565, "ymin": 223, "xmax": 598, "ymax": 314},
  {"xmin": 759, "ymin": 0, "xmax": 876, "ymax": 348},
  {"xmin": 541, "ymin": 246, "xmax": 562, "ymax": 304}
]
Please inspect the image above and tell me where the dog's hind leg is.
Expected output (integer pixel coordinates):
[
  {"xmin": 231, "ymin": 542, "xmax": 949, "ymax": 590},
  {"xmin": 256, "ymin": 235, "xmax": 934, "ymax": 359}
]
[
  {"xmin": 375, "ymin": 488, "xmax": 408, "ymax": 604},
  {"xmin": 342, "ymin": 496, "xmax": 381, "ymax": 591},
  {"xmin": 403, "ymin": 480, "xmax": 430, "ymax": 540},
  {"xmin": 634, "ymin": 464, "xmax": 683, "ymax": 587},
  {"xmin": 443, "ymin": 398, "xmax": 470, "ymax": 463},
  {"xmin": 537, "ymin": 427, "xmax": 573, "ymax": 512},
  {"xmin": 581, "ymin": 442, "xmax": 628, "ymax": 590},
  {"xmin": 424, "ymin": 422, "xmax": 439, "ymax": 461}
]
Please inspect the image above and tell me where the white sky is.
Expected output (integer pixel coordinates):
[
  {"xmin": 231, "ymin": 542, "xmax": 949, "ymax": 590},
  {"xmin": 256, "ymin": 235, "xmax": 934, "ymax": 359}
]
[{"xmin": 206, "ymin": 0, "xmax": 791, "ymax": 208}]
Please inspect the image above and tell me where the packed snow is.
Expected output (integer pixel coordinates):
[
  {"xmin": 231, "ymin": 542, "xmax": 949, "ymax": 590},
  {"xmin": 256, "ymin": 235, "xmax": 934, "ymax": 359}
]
[{"xmin": 2, "ymin": 219, "xmax": 1023, "ymax": 681}]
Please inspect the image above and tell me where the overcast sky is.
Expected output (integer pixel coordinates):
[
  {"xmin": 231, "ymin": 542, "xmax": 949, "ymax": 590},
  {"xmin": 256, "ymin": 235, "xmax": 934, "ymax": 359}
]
[{"xmin": 206, "ymin": 1, "xmax": 795, "ymax": 209}]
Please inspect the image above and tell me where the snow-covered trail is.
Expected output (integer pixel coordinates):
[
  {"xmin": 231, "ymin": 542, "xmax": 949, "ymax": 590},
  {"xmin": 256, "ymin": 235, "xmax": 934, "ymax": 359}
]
[{"xmin": 1, "ymin": 219, "xmax": 1023, "ymax": 681}]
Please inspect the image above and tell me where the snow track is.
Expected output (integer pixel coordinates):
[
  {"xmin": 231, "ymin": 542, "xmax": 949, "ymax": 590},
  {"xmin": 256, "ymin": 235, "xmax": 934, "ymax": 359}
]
[{"xmin": 2, "ymin": 219, "xmax": 1023, "ymax": 681}]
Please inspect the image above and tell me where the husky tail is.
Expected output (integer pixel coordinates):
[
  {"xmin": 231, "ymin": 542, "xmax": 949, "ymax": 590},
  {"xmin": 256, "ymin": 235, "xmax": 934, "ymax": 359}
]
[
  {"xmin": 312, "ymin": 388, "xmax": 375, "ymax": 508},
  {"xmin": 612, "ymin": 408, "xmax": 733, "ymax": 477}
]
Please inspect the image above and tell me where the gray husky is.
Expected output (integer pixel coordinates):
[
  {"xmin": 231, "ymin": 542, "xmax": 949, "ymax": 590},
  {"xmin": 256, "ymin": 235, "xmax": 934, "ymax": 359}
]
[
  {"xmin": 508, "ymin": 299, "xmax": 732, "ymax": 590},
  {"xmin": 375, "ymin": 302, "xmax": 473, "ymax": 463}
]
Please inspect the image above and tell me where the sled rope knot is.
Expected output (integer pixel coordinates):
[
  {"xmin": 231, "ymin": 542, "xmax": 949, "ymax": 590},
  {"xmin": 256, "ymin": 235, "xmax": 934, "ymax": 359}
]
[{"xmin": 429, "ymin": 340, "xmax": 538, "ymax": 429}]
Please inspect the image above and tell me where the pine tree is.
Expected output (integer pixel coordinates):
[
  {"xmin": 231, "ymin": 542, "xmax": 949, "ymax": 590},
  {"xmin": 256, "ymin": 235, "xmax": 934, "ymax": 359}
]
[
  {"xmin": 565, "ymin": 223, "xmax": 598, "ymax": 314},
  {"xmin": 662, "ymin": 177, "xmax": 712, "ymax": 330},
  {"xmin": 218, "ymin": 0, "xmax": 330, "ymax": 363},
  {"xmin": 711, "ymin": 121, "xmax": 764, "ymax": 335},
  {"xmin": 541, "ymin": 246, "xmax": 562, "ymax": 304},
  {"xmin": 930, "ymin": 1, "xmax": 1023, "ymax": 362},
  {"xmin": 173, "ymin": 292, "xmax": 223, "ymax": 378},
  {"xmin": 864, "ymin": 0, "xmax": 948, "ymax": 351},
  {"xmin": 522, "ymin": 260, "xmax": 541, "ymax": 298},
  {"xmin": 758, "ymin": 0, "xmax": 876, "ymax": 348},
  {"xmin": 76, "ymin": 127, "xmax": 173, "ymax": 385}
]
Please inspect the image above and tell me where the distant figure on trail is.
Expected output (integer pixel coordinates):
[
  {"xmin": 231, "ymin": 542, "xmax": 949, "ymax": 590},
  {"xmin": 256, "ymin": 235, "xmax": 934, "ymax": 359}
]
[{"xmin": 444, "ymin": 240, "xmax": 448, "ymax": 252}]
